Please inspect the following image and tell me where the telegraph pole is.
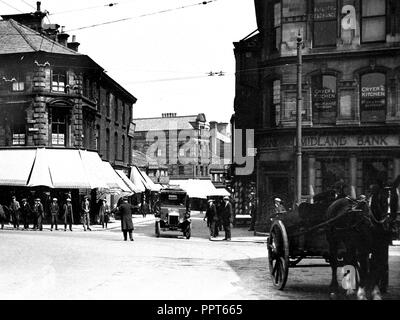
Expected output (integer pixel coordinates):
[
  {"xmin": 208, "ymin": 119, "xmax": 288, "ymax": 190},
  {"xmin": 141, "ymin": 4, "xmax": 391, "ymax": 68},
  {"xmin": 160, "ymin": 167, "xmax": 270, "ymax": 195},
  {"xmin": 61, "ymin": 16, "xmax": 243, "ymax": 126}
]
[{"xmin": 296, "ymin": 32, "xmax": 303, "ymax": 205}]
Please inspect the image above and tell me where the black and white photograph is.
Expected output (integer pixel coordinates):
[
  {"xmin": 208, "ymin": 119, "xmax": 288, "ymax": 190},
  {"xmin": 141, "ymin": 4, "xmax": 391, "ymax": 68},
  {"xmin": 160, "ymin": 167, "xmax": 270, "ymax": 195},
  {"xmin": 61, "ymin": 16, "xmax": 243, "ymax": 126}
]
[{"xmin": 0, "ymin": 0, "xmax": 399, "ymax": 309}]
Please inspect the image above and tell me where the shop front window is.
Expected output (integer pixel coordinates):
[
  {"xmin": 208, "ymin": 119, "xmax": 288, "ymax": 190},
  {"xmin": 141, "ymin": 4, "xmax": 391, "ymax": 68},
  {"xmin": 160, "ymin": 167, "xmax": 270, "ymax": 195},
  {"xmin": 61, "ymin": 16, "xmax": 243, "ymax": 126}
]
[
  {"xmin": 312, "ymin": 74, "xmax": 337, "ymax": 124},
  {"xmin": 360, "ymin": 72, "xmax": 386, "ymax": 123},
  {"xmin": 361, "ymin": 0, "xmax": 386, "ymax": 43},
  {"xmin": 362, "ymin": 159, "xmax": 390, "ymax": 192},
  {"xmin": 320, "ymin": 159, "xmax": 348, "ymax": 192},
  {"xmin": 313, "ymin": 0, "xmax": 337, "ymax": 47}
]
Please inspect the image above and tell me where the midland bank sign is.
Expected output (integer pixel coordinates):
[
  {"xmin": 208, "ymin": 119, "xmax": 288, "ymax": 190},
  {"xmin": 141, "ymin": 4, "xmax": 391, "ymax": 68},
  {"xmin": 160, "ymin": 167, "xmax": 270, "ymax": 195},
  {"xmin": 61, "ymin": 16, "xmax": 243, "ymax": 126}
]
[{"xmin": 264, "ymin": 134, "xmax": 400, "ymax": 149}]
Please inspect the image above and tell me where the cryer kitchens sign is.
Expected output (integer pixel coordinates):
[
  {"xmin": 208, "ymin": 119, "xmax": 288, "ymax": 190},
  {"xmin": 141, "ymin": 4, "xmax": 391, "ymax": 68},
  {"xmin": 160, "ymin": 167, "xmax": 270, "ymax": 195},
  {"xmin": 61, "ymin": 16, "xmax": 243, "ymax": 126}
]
[{"xmin": 263, "ymin": 134, "xmax": 400, "ymax": 149}]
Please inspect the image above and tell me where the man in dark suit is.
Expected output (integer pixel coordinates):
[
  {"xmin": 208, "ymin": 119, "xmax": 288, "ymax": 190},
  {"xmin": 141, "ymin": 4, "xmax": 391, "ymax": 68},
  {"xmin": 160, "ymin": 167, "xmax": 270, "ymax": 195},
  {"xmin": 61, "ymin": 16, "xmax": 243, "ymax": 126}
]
[
  {"xmin": 10, "ymin": 196, "xmax": 20, "ymax": 230},
  {"xmin": 20, "ymin": 198, "xmax": 32, "ymax": 230},
  {"xmin": 221, "ymin": 196, "xmax": 233, "ymax": 241},
  {"xmin": 204, "ymin": 199, "xmax": 218, "ymax": 240},
  {"xmin": 63, "ymin": 198, "xmax": 74, "ymax": 232},
  {"xmin": 117, "ymin": 197, "xmax": 135, "ymax": 241},
  {"xmin": 32, "ymin": 198, "xmax": 44, "ymax": 231}
]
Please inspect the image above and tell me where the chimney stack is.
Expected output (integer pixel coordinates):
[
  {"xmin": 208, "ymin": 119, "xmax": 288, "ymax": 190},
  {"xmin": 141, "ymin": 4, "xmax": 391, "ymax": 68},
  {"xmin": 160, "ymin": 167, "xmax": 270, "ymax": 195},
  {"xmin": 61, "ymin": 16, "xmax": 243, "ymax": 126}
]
[
  {"xmin": 162, "ymin": 113, "xmax": 177, "ymax": 118},
  {"xmin": 67, "ymin": 35, "xmax": 80, "ymax": 52},
  {"xmin": 36, "ymin": 1, "xmax": 41, "ymax": 12},
  {"xmin": 57, "ymin": 26, "xmax": 70, "ymax": 47}
]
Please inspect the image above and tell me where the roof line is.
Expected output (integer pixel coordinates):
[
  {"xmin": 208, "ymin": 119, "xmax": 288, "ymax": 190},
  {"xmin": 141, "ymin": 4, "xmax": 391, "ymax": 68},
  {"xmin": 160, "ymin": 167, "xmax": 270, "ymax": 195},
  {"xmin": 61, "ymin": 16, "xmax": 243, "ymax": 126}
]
[
  {"xmin": 132, "ymin": 115, "xmax": 201, "ymax": 121},
  {"xmin": 9, "ymin": 19, "xmax": 37, "ymax": 51}
]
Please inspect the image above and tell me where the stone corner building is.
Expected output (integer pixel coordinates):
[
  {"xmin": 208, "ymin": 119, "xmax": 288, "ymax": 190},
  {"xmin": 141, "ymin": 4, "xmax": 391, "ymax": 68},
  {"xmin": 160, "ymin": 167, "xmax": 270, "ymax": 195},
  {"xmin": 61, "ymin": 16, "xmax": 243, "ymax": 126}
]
[
  {"xmin": 0, "ymin": 3, "xmax": 137, "ymax": 174},
  {"xmin": 233, "ymin": 0, "xmax": 400, "ymax": 232}
]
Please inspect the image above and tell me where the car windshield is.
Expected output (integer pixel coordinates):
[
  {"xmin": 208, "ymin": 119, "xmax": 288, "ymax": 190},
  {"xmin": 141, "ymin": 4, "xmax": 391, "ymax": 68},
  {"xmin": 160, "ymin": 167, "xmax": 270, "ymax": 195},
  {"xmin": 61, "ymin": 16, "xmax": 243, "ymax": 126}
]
[{"xmin": 160, "ymin": 193, "xmax": 186, "ymax": 206}]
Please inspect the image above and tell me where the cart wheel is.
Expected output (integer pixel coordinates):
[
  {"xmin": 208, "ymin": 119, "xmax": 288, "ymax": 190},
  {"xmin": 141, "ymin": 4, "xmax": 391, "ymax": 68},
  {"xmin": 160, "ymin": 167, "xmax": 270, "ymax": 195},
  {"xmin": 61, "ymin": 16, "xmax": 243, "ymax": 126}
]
[
  {"xmin": 267, "ymin": 220, "xmax": 289, "ymax": 290},
  {"xmin": 185, "ymin": 225, "xmax": 191, "ymax": 239},
  {"xmin": 155, "ymin": 221, "xmax": 161, "ymax": 238}
]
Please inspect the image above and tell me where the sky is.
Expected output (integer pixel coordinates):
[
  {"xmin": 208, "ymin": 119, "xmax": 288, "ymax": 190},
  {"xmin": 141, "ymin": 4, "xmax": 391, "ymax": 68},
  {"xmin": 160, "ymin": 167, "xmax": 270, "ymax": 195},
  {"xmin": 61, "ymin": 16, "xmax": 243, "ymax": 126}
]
[{"xmin": 0, "ymin": 0, "xmax": 258, "ymax": 124}]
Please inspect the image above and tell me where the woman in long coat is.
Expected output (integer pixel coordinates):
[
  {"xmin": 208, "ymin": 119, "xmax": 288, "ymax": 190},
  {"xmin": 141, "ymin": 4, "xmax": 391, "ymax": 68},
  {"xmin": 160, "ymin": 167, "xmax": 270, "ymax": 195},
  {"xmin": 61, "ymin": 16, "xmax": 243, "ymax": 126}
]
[{"xmin": 117, "ymin": 198, "xmax": 134, "ymax": 241}]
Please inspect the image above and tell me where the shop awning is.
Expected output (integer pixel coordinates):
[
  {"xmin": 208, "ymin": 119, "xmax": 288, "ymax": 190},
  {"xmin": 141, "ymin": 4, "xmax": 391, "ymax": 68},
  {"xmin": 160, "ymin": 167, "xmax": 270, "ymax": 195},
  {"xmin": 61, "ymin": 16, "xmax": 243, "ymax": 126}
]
[
  {"xmin": 169, "ymin": 179, "xmax": 225, "ymax": 199},
  {"xmin": 0, "ymin": 148, "xmax": 135, "ymax": 193},
  {"xmin": 139, "ymin": 170, "xmax": 162, "ymax": 192},
  {"xmin": 0, "ymin": 149, "xmax": 36, "ymax": 186},
  {"xmin": 116, "ymin": 170, "xmax": 142, "ymax": 193},
  {"xmin": 129, "ymin": 166, "xmax": 147, "ymax": 193}
]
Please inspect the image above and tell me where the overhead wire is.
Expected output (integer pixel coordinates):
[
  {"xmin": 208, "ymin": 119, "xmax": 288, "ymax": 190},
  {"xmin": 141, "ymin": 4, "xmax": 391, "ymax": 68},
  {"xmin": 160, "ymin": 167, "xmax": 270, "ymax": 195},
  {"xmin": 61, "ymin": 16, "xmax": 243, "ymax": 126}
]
[
  {"xmin": 0, "ymin": 0, "xmax": 24, "ymax": 13},
  {"xmin": 19, "ymin": 0, "xmax": 36, "ymax": 10},
  {"xmin": 64, "ymin": 0, "xmax": 218, "ymax": 32},
  {"xmin": 49, "ymin": 2, "xmax": 119, "ymax": 16}
]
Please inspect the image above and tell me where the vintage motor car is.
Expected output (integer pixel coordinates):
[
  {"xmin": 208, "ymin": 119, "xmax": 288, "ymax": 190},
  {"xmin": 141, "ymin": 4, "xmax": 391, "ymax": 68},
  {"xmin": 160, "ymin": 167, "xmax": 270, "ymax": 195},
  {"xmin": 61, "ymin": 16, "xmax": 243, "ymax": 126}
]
[{"xmin": 155, "ymin": 187, "xmax": 191, "ymax": 239}]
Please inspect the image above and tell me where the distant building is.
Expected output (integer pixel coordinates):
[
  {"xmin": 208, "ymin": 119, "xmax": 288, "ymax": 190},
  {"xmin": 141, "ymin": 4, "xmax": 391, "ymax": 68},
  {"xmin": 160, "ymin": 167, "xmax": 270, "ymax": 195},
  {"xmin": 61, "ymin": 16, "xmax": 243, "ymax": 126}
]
[
  {"xmin": 209, "ymin": 121, "xmax": 231, "ymax": 188},
  {"xmin": 131, "ymin": 149, "xmax": 169, "ymax": 184},
  {"xmin": 132, "ymin": 113, "xmax": 211, "ymax": 180}
]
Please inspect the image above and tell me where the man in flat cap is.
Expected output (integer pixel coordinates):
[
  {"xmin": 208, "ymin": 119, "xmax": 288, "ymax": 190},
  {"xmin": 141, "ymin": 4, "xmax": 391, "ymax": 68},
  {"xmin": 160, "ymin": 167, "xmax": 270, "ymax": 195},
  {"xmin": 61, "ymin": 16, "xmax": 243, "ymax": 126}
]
[
  {"xmin": 9, "ymin": 196, "xmax": 20, "ymax": 230},
  {"xmin": 50, "ymin": 198, "xmax": 59, "ymax": 231},
  {"xmin": 81, "ymin": 196, "xmax": 91, "ymax": 231},
  {"xmin": 270, "ymin": 198, "xmax": 287, "ymax": 220}
]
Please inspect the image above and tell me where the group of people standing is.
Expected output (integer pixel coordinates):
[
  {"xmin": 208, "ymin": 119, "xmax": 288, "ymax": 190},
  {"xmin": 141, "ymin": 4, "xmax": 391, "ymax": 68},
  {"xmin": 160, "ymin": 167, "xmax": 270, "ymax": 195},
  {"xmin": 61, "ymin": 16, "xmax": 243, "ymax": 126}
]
[
  {"xmin": 0, "ymin": 195, "xmax": 112, "ymax": 232},
  {"xmin": 204, "ymin": 196, "xmax": 233, "ymax": 241}
]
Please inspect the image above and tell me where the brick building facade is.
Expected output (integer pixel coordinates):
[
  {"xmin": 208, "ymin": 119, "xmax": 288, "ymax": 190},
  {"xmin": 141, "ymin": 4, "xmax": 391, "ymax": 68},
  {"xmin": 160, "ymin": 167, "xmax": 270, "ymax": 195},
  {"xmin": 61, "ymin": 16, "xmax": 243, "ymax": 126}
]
[
  {"xmin": 0, "ymin": 4, "xmax": 136, "ymax": 172},
  {"xmin": 234, "ymin": 0, "xmax": 400, "ymax": 232}
]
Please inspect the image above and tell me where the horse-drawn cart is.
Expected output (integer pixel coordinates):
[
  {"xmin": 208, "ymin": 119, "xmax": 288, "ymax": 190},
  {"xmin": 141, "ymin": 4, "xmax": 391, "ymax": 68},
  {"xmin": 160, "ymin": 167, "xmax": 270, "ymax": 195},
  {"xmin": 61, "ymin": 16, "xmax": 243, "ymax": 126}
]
[{"xmin": 267, "ymin": 195, "xmax": 365, "ymax": 291}]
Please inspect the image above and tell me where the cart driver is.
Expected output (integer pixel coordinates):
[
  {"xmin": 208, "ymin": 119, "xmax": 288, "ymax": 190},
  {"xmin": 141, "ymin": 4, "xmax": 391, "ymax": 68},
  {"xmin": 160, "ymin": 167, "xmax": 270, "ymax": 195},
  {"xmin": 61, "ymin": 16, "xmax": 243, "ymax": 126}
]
[{"xmin": 270, "ymin": 198, "xmax": 287, "ymax": 219}]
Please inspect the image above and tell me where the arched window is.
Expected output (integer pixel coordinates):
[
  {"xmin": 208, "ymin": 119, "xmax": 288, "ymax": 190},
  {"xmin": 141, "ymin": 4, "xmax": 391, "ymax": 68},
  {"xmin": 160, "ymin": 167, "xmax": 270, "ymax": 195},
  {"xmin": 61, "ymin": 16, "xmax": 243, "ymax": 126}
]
[
  {"xmin": 122, "ymin": 135, "xmax": 126, "ymax": 162},
  {"xmin": 360, "ymin": 72, "xmax": 386, "ymax": 123},
  {"xmin": 114, "ymin": 132, "xmax": 118, "ymax": 161},
  {"xmin": 106, "ymin": 129, "xmax": 110, "ymax": 160},
  {"xmin": 312, "ymin": 74, "xmax": 337, "ymax": 124}
]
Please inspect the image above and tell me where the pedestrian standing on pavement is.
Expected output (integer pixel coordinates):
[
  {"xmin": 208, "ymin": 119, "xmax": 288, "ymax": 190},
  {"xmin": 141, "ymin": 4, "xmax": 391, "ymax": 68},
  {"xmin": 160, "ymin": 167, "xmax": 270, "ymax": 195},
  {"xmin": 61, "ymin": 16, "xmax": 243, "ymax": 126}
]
[
  {"xmin": 63, "ymin": 198, "xmax": 74, "ymax": 232},
  {"xmin": 0, "ymin": 203, "xmax": 6, "ymax": 229},
  {"xmin": 33, "ymin": 198, "xmax": 44, "ymax": 231},
  {"xmin": 141, "ymin": 200, "xmax": 150, "ymax": 218},
  {"xmin": 9, "ymin": 196, "xmax": 20, "ymax": 230},
  {"xmin": 81, "ymin": 196, "xmax": 92, "ymax": 231},
  {"xmin": 204, "ymin": 199, "xmax": 218, "ymax": 240},
  {"xmin": 50, "ymin": 198, "xmax": 59, "ymax": 231},
  {"xmin": 20, "ymin": 198, "xmax": 32, "ymax": 230},
  {"xmin": 221, "ymin": 196, "xmax": 233, "ymax": 241},
  {"xmin": 98, "ymin": 199, "xmax": 110, "ymax": 229},
  {"xmin": 116, "ymin": 197, "xmax": 135, "ymax": 241}
]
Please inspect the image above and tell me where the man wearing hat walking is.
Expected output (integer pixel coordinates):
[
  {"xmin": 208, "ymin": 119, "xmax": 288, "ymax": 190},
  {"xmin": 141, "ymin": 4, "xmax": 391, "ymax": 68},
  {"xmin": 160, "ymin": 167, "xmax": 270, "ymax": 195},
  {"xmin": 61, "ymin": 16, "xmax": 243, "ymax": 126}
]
[
  {"xmin": 204, "ymin": 199, "xmax": 218, "ymax": 240},
  {"xmin": 20, "ymin": 198, "xmax": 32, "ymax": 230},
  {"xmin": 50, "ymin": 198, "xmax": 60, "ymax": 231},
  {"xmin": 221, "ymin": 196, "xmax": 233, "ymax": 241},
  {"xmin": 33, "ymin": 198, "xmax": 44, "ymax": 231},
  {"xmin": 63, "ymin": 198, "xmax": 74, "ymax": 231},
  {"xmin": 116, "ymin": 197, "xmax": 135, "ymax": 241}
]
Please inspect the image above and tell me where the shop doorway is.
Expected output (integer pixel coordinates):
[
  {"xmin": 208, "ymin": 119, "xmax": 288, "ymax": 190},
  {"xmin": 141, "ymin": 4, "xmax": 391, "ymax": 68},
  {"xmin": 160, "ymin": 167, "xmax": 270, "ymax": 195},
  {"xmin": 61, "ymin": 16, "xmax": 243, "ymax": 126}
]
[{"xmin": 267, "ymin": 175, "xmax": 290, "ymax": 207}]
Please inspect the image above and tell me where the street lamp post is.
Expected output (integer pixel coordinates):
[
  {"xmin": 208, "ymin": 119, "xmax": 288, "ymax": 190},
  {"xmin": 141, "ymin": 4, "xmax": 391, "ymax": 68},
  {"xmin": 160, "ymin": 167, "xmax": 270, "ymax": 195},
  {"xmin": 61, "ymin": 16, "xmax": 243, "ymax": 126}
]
[{"xmin": 296, "ymin": 33, "xmax": 303, "ymax": 205}]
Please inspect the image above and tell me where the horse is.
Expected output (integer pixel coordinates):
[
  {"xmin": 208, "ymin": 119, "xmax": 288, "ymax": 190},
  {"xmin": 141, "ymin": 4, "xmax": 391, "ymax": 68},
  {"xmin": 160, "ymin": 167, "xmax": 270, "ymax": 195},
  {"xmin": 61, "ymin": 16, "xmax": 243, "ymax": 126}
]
[{"xmin": 325, "ymin": 177, "xmax": 399, "ymax": 300}]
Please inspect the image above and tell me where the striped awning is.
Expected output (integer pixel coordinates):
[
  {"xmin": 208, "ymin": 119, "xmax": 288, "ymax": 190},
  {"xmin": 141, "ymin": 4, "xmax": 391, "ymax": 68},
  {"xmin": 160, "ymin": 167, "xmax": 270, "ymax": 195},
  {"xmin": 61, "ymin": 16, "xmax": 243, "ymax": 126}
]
[{"xmin": 0, "ymin": 148, "xmax": 137, "ymax": 194}]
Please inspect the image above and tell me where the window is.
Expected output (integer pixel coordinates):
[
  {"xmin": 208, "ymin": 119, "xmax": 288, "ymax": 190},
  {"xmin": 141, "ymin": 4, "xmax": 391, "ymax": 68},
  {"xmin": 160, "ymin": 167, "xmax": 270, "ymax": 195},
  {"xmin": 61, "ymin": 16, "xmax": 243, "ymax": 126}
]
[
  {"xmin": 106, "ymin": 129, "xmax": 110, "ymax": 160},
  {"xmin": 179, "ymin": 166, "xmax": 185, "ymax": 175},
  {"xmin": 115, "ymin": 98, "xmax": 119, "ymax": 122},
  {"xmin": 362, "ymin": 0, "xmax": 386, "ymax": 43},
  {"xmin": 114, "ymin": 132, "xmax": 118, "ymax": 160},
  {"xmin": 313, "ymin": 0, "xmax": 337, "ymax": 47},
  {"xmin": 360, "ymin": 72, "xmax": 386, "ymax": 123},
  {"xmin": 95, "ymin": 125, "xmax": 100, "ymax": 152},
  {"xmin": 51, "ymin": 108, "xmax": 67, "ymax": 146},
  {"xmin": 272, "ymin": 1, "xmax": 282, "ymax": 52},
  {"xmin": 312, "ymin": 74, "xmax": 337, "ymax": 124},
  {"xmin": 281, "ymin": 0, "xmax": 307, "ymax": 50},
  {"xmin": 122, "ymin": 135, "xmax": 126, "ymax": 162},
  {"xmin": 12, "ymin": 108, "xmax": 26, "ymax": 145},
  {"xmin": 106, "ymin": 92, "xmax": 111, "ymax": 117},
  {"xmin": 122, "ymin": 103, "xmax": 126, "ymax": 125},
  {"xmin": 52, "ymin": 71, "xmax": 66, "ymax": 92},
  {"xmin": 273, "ymin": 80, "xmax": 281, "ymax": 126}
]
